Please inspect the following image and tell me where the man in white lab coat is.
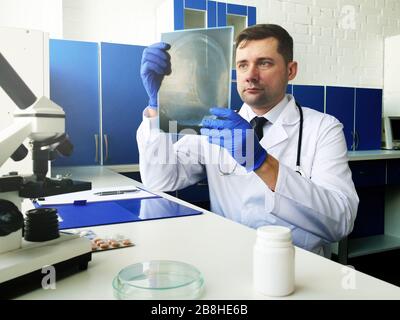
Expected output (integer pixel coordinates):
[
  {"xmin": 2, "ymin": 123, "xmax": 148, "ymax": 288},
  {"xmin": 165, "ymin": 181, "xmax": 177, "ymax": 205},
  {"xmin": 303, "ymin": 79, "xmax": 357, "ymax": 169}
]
[{"xmin": 137, "ymin": 24, "xmax": 359, "ymax": 257}]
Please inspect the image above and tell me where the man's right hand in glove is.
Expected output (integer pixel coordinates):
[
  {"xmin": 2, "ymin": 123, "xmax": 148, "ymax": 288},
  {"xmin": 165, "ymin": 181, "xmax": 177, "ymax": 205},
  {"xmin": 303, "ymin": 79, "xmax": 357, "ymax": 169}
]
[{"xmin": 140, "ymin": 42, "xmax": 171, "ymax": 112}]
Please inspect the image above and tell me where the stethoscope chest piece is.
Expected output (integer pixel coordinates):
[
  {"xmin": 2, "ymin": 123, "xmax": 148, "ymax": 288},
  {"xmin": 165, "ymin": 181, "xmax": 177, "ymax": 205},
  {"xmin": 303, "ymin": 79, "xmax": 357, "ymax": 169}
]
[{"xmin": 295, "ymin": 165, "xmax": 305, "ymax": 177}]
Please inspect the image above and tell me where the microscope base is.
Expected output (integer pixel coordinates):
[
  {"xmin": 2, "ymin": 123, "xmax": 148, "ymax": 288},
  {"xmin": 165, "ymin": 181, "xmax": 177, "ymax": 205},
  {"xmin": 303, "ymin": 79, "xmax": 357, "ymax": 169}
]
[{"xmin": 0, "ymin": 233, "xmax": 92, "ymax": 298}]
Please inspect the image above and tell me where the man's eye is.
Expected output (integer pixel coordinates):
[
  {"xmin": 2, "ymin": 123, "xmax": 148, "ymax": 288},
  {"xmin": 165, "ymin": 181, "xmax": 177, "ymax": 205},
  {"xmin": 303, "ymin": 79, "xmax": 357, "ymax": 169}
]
[
  {"xmin": 259, "ymin": 60, "xmax": 271, "ymax": 68},
  {"xmin": 237, "ymin": 64, "xmax": 248, "ymax": 71}
]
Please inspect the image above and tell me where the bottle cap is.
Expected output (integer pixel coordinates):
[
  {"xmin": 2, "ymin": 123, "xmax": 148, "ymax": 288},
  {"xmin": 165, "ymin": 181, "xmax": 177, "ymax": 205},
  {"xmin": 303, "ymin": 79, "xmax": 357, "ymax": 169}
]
[{"xmin": 257, "ymin": 225, "xmax": 292, "ymax": 243}]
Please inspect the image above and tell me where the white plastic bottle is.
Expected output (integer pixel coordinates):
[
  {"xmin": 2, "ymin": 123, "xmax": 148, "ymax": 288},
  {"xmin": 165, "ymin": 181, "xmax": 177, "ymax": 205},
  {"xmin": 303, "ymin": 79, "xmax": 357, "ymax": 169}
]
[{"xmin": 253, "ymin": 225, "xmax": 295, "ymax": 297}]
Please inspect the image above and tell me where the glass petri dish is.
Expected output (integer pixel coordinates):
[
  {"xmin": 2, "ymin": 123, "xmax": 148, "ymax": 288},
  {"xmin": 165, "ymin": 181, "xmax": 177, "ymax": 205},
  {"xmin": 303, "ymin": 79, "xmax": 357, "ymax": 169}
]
[{"xmin": 112, "ymin": 260, "xmax": 204, "ymax": 300}]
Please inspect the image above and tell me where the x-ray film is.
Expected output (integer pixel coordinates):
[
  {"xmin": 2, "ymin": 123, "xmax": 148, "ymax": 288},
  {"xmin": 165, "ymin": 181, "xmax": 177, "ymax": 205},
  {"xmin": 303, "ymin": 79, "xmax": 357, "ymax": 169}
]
[{"xmin": 158, "ymin": 26, "xmax": 233, "ymax": 134}]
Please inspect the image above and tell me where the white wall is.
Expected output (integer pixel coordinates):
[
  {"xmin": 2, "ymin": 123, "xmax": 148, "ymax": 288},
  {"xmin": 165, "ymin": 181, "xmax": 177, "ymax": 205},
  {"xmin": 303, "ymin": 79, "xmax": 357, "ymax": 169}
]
[
  {"xmin": 256, "ymin": 0, "xmax": 400, "ymax": 88},
  {"xmin": 61, "ymin": 0, "xmax": 400, "ymax": 88},
  {"xmin": 0, "ymin": 0, "xmax": 62, "ymax": 38},
  {"xmin": 1, "ymin": 0, "xmax": 400, "ymax": 88},
  {"xmin": 63, "ymin": 0, "xmax": 166, "ymax": 44},
  {"xmin": 0, "ymin": 27, "xmax": 49, "ymax": 176}
]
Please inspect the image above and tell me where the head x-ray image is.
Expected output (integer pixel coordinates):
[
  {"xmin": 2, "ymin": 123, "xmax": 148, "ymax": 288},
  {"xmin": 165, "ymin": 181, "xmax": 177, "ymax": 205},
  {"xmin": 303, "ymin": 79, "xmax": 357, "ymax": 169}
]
[{"xmin": 158, "ymin": 26, "xmax": 233, "ymax": 134}]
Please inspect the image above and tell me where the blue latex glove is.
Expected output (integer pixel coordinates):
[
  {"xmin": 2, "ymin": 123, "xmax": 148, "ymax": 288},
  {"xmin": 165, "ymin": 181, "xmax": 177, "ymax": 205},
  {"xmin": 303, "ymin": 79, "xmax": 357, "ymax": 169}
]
[
  {"xmin": 140, "ymin": 42, "xmax": 171, "ymax": 108},
  {"xmin": 200, "ymin": 108, "xmax": 268, "ymax": 172}
]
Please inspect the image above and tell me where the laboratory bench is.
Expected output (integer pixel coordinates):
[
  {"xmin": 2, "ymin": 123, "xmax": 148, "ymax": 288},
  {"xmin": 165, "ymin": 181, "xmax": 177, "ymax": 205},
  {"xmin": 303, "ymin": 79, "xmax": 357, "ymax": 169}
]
[
  {"xmin": 107, "ymin": 150, "xmax": 400, "ymax": 268},
  {"xmin": 14, "ymin": 166, "xmax": 400, "ymax": 299},
  {"xmin": 109, "ymin": 150, "xmax": 400, "ymax": 284}
]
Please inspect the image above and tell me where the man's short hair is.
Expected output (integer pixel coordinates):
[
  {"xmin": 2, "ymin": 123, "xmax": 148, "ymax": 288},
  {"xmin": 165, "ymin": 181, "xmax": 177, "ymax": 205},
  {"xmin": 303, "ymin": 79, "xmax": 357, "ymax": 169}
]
[{"xmin": 236, "ymin": 24, "xmax": 293, "ymax": 64}]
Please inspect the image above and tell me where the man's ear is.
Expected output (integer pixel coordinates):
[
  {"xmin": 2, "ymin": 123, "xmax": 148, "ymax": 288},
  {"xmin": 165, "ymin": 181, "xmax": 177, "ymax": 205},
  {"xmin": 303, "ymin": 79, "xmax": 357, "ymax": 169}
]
[{"xmin": 288, "ymin": 61, "xmax": 298, "ymax": 81}]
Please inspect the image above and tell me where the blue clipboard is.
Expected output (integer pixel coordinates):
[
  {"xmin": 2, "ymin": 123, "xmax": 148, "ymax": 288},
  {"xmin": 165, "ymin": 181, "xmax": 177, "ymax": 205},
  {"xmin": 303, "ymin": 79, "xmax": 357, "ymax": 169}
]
[{"xmin": 35, "ymin": 197, "xmax": 203, "ymax": 229}]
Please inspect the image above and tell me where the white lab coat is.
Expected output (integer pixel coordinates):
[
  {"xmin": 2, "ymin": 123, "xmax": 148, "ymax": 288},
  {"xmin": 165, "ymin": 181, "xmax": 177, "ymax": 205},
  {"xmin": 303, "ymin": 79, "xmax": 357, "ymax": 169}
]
[{"xmin": 137, "ymin": 95, "xmax": 359, "ymax": 257}]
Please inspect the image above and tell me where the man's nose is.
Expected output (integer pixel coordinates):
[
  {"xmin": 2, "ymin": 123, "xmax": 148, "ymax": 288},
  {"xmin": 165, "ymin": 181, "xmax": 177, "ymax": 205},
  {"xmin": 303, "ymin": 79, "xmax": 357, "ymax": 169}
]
[{"xmin": 245, "ymin": 64, "xmax": 259, "ymax": 82}]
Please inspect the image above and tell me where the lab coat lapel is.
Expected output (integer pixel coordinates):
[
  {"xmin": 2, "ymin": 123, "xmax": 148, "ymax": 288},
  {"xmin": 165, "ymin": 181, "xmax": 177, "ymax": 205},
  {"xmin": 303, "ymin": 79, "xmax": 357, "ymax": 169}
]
[
  {"xmin": 262, "ymin": 99, "xmax": 300, "ymax": 150},
  {"xmin": 262, "ymin": 121, "xmax": 287, "ymax": 149}
]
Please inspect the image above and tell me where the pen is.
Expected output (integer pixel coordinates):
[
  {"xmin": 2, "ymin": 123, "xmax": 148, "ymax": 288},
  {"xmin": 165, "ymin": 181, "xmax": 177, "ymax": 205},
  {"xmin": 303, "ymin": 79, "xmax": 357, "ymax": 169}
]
[{"xmin": 94, "ymin": 189, "xmax": 139, "ymax": 196}]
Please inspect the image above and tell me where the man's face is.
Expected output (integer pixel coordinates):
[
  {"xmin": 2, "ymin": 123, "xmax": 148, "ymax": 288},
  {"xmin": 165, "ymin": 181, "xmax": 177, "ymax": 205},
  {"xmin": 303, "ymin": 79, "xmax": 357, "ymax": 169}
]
[{"xmin": 235, "ymin": 37, "xmax": 297, "ymax": 113}]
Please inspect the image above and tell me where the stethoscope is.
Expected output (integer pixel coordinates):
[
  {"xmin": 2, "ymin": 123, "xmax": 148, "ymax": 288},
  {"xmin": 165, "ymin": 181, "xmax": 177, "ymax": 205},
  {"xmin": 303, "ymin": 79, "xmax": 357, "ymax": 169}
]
[
  {"xmin": 294, "ymin": 102, "xmax": 304, "ymax": 177},
  {"xmin": 218, "ymin": 102, "xmax": 304, "ymax": 177}
]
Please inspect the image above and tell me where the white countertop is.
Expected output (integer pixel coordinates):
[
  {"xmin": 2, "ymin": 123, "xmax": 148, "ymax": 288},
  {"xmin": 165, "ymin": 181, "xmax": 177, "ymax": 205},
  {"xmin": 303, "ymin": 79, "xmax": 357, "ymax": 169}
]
[
  {"xmin": 348, "ymin": 150, "xmax": 400, "ymax": 161},
  {"xmin": 16, "ymin": 166, "xmax": 400, "ymax": 299},
  {"xmin": 106, "ymin": 150, "xmax": 400, "ymax": 173}
]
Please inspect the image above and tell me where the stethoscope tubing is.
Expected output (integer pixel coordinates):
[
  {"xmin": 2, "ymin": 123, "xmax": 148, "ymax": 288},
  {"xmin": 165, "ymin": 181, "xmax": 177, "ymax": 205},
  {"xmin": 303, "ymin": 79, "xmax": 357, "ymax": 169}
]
[{"xmin": 295, "ymin": 102, "xmax": 304, "ymax": 174}]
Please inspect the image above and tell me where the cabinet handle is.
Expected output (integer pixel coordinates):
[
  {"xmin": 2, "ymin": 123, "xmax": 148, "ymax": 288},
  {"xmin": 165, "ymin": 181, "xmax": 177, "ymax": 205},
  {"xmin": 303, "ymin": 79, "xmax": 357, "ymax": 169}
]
[
  {"xmin": 104, "ymin": 134, "xmax": 109, "ymax": 163},
  {"xmin": 94, "ymin": 134, "xmax": 99, "ymax": 163},
  {"xmin": 355, "ymin": 131, "xmax": 360, "ymax": 150}
]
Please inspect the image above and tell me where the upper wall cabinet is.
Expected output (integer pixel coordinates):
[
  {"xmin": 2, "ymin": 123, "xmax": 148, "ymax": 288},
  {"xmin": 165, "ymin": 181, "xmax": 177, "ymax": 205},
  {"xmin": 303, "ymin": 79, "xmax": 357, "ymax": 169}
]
[
  {"xmin": 326, "ymin": 86, "xmax": 354, "ymax": 150},
  {"xmin": 50, "ymin": 39, "xmax": 100, "ymax": 166},
  {"xmin": 100, "ymin": 42, "xmax": 147, "ymax": 165},
  {"xmin": 355, "ymin": 88, "xmax": 382, "ymax": 150},
  {"xmin": 292, "ymin": 85, "xmax": 325, "ymax": 113},
  {"xmin": 173, "ymin": 0, "xmax": 256, "ymax": 31},
  {"xmin": 50, "ymin": 39, "xmax": 148, "ymax": 166},
  {"xmin": 326, "ymin": 86, "xmax": 382, "ymax": 150}
]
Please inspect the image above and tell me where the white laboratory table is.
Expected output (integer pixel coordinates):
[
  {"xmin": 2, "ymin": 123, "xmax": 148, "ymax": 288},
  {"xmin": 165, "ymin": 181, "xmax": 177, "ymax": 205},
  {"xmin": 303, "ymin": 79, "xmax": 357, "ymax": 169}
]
[{"xmin": 17, "ymin": 166, "xmax": 400, "ymax": 300}]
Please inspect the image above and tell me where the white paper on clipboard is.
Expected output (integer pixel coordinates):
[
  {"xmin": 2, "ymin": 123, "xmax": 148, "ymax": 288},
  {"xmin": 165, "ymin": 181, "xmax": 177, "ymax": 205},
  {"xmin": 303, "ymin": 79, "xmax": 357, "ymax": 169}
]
[{"xmin": 35, "ymin": 185, "xmax": 159, "ymax": 205}]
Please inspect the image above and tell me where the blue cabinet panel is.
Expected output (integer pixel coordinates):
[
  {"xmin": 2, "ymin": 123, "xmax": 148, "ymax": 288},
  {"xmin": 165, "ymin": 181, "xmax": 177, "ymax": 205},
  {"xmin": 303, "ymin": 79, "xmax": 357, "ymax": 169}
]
[
  {"xmin": 174, "ymin": 2, "xmax": 256, "ymax": 31},
  {"xmin": 326, "ymin": 86, "xmax": 355, "ymax": 150},
  {"xmin": 247, "ymin": 6, "xmax": 256, "ymax": 26},
  {"xmin": 50, "ymin": 40, "xmax": 100, "ymax": 166},
  {"xmin": 177, "ymin": 179, "xmax": 209, "ymax": 203},
  {"xmin": 292, "ymin": 85, "xmax": 324, "ymax": 113},
  {"xmin": 349, "ymin": 187, "xmax": 385, "ymax": 238},
  {"xmin": 217, "ymin": 2, "xmax": 227, "ymax": 26},
  {"xmin": 207, "ymin": 1, "xmax": 217, "ymax": 27},
  {"xmin": 101, "ymin": 43, "xmax": 147, "ymax": 165},
  {"xmin": 355, "ymin": 88, "xmax": 382, "ymax": 150},
  {"xmin": 349, "ymin": 160, "xmax": 386, "ymax": 238},
  {"xmin": 386, "ymin": 159, "xmax": 400, "ymax": 186},
  {"xmin": 227, "ymin": 3, "xmax": 247, "ymax": 16},
  {"xmin": 349, "ymin": 160, "xmax": 386, "ymax": 187},
  {"xmin": 174, "ymin": 0, "xmax": 184, "ymax": 30},
  {"xmin": 232, "ymin": 69, "xmax": 236, "ymax": 81},
  {"xmin": 230, "ymin": 82, "xmax": 243, "ymax": 111},
  {"xmin": 286, "ymin": 84, "xmax": 293, "ymax": 94},
  {"xmin": 185, "ymin": 0, "xmax": 206, "ymax": 10}
]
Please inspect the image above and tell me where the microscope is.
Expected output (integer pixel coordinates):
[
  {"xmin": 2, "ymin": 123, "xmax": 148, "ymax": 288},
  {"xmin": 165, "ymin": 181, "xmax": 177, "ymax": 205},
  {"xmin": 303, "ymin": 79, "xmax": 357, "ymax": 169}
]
[{"xmin": 0, "ymin": 52, "xmax": 92, "ymax": 297}]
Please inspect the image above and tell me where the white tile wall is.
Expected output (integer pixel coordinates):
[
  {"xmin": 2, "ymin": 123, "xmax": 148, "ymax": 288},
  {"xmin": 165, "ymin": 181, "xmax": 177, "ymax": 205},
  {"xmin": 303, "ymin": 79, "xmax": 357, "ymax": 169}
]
[
  {"xmin": 203, "ymin": 0, "xmax": 399, "ymax": 88},
  {"xmin": 1, "ymin": 0, "xmax": 399, "ymax": 88},
  {"xmin": 255, "ymin": 0, "xmax": 400, "ymax": 88}
]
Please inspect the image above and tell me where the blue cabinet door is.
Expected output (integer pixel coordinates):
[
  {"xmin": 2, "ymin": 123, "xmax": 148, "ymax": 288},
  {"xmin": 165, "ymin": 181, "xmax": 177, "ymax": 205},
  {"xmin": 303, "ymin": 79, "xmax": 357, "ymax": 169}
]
[
  {"xmin": 326, "ymin": 86, "xmax": 355, "ymax": 150},
  {"xmin": 350, "ymin": 187, "xmax": 385, "ymax": 238},
  {"xmin": 101, "ymin": 43, "xmax": 147, "ymax": 165},
  {"xmin": 50, "ymin": 40, "xmax": 100, "ymax": 166},
  {"xmin": 230, "ymin": 82, "xmax": 243, "ymax": 111},
  {"xmin": 174, "ymin": 1, "xmax": 256, "ymax": 29},
  {"xmin": 350, "ymin": 160, "xmax": 386, "ymax": 187},
  {"xmin": 292, "ymin": 85, "xmax": 324, "ymax": 113},
  {"xmin": 355, "ymin": 88, "xmax": 382, "ymax": 150}
]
